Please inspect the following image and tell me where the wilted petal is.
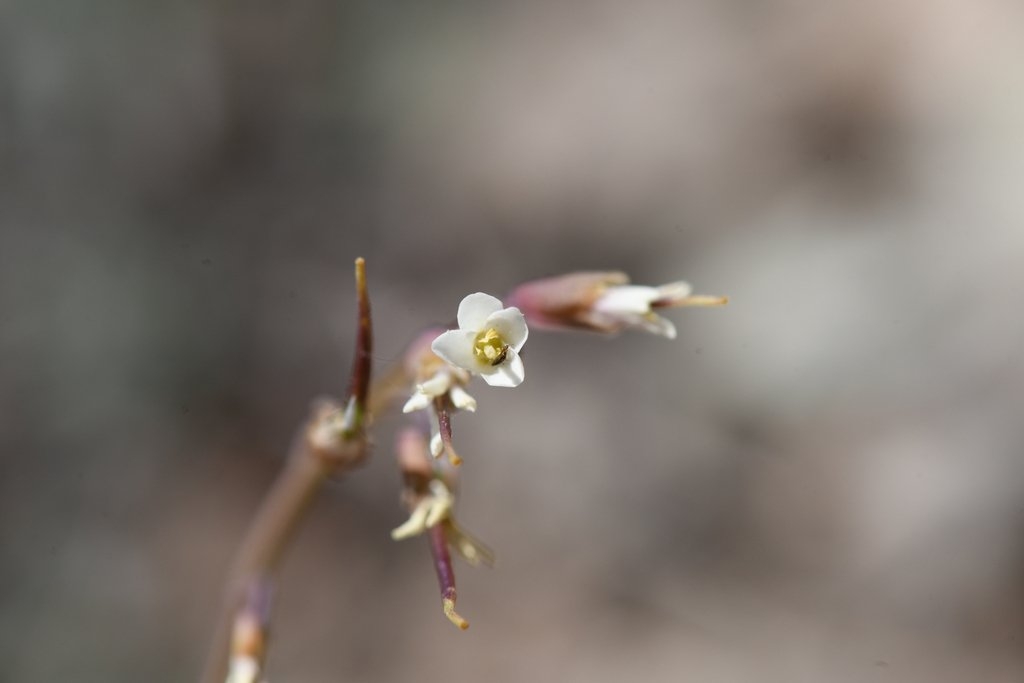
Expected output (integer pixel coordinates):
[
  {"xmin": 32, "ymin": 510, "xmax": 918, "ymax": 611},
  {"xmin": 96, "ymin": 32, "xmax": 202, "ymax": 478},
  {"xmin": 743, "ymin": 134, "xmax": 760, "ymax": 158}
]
[
  {"xmin": 481, "ymin": 349, "xmax": 524, "ymax": 387},
  {"xmin": 424, "ymin": 483, "xmax": 454, "ymax": 527},
  {"xmin": 418, "ymin": 373, "xmax": 451, "ymax": 397},
  {"xmin": 391, "ymin": 502, "xmax": 431, "ymax": 540},
  {"xmin": 429, "ymin": 415, "xmax": 445, "ymax": 458},
  {"xmin": 449, "ymin": 385, "xmax": 477, "ymax": 412},
  {"xmin": 446, "ymin": 521, "xmax": 496, "ymax": 568},
  {"xmin": 637, "ymin": 313, "xmax": 677, "ymax": 339},
  {"xmin": 430, "ymin": 431, "xmax": 444, "ymax": 458},
  {"xmin": 402, "ymin": 392, "xmax": 432, "ymax": 414},
  {"xmin": 457, "ymin": 292, "xmax": 504, "ymax": 330}
]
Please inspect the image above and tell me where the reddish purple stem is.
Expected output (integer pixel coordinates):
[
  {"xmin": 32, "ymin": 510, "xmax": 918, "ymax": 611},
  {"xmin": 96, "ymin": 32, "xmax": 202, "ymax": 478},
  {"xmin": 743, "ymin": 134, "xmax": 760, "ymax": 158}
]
[
  {"xmin": 347, "ymin": 258, "xmax": 372, "ymax": 418},
  {"xmin": 428, "ymin": 524, "xmax": 456, "ymax": 597},
  {"xmin": 427, "ymin": 523, "xmax": 468, "ymax": 629},
  {"xmin": 433, "ymin": 396, "xmax": 462, "ymax": 465}
]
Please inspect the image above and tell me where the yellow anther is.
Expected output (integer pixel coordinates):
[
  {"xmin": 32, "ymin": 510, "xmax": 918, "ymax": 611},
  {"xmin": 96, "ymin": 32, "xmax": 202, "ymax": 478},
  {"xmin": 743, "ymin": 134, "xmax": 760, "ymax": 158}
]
[{"xmin": 472, "ymin": 328, "xmax": 509, "ymax": 366}]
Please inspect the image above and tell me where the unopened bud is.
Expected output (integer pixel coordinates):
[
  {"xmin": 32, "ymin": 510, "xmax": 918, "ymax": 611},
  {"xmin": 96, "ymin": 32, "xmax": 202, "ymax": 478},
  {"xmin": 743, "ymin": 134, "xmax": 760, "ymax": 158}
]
[{"xmin": 508, "ymin": 271, "xmax": 727, "ymax": 338}]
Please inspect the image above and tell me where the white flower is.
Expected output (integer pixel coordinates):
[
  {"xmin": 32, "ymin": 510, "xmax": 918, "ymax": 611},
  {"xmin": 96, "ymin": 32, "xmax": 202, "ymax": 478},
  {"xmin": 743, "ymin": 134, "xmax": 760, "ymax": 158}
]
[
  {"xmin": 431, "ymin": 293, "xmax": 529, "ymax": 388},
  {"xmin": 402, "ymin": 366, "xmax": 477, "ymax": 414},
  {"xmin": 590, "ymin": 281, "xmax": 695, "ymax": 339}
]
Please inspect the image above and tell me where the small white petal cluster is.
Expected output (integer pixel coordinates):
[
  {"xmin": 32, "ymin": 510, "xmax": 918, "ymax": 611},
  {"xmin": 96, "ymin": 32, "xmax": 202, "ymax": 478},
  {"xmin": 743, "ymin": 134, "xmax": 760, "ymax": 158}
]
[
  {"xmin": 402, "ymin": 365, "xmax": 475, "ymax": 458},
  {"xmin": 389, "ymin": 477, "xmax": 494, "ymax": 566},
  {"xmin": 431, "ymin": 293, "xmax": 529, "ymax": 388},
  {"xmin": 402, "ymin": 365, "xmax": 477, "ymax": 414},
  {"xmin": 391, "ymin": 480, "xmax": 454, "ymax": 540},
  {"xmin": 590, "ymin": 281, "xmax": 692, "ymax": 339}
]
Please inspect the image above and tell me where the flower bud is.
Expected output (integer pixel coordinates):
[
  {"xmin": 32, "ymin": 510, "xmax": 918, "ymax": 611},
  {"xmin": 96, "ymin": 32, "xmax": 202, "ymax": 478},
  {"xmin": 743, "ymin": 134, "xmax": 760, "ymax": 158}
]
[{"xmin": 507, "ymin": 271, "xmax": 727, "ymax": 338}]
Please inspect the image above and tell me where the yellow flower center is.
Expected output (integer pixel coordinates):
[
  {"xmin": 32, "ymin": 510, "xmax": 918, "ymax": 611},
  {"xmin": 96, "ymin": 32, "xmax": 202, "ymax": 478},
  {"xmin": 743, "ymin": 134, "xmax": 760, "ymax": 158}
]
[{"xmin": 473, "ymin": 328, "xmax": 510, "ymax": 366}]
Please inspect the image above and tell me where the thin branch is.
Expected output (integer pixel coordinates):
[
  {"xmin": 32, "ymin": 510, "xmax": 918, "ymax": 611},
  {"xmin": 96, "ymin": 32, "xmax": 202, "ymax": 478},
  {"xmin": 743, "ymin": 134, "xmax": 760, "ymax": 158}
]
[
  {"xmin": 343, "ymin": 257, "xmax": 373, "ymax": 436},
  {"xmin": 201, "ymin": 259, "xmax": 375, "ymax": 683}
]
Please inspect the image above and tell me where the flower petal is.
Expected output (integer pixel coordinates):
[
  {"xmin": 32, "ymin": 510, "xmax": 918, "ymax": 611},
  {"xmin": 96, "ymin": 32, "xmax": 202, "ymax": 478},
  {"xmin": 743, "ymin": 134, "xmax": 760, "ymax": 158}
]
[
  {"xmin": 480, "ymin": 348, "xmax": 525, "ymax": 387},
  {"xmin": 402, "ymin": 392, "xmax": 432, "ymax": 414},
  {"xmin": 654, "ymin": 281, "xmax": 692, "ymax": 303},
  {"xmin": 418, "ymin": 373, "xmax": 451, "ymax": 397},
  {"xmin": 391, "ymin": 502, "xmax": 430, "ymax": 540},
  {"xmin": 445, "ymin": 521, "xmax": 496, "ymax": 568},
  {"xmin": 457, "ymin": 292, "xmax": 504, "ymax": 330},
  {"xmin": 449, "ymin": 385, "xmax": 477, "ymax": 412},
  {"xmin": 637, "ymin": 313, "xmax": 677, "ymax": 339},
  {"xmin": 429, "ymin": 414, "xmax": 444, "ymax": 457},
  {"xmin": 593, "ymin": 285, "xmax": 659, "ymax": 315},
  {"xmin": 431, "ymin": 329, "xmax": 479, "ymax": 372},
  {"xmin": 424, "ymin": 483, "xmax": 454, "ymax": 527},
  {"xmin": 430, "ymin": 431, "xmax": 444, "ymax": 458},
  {"xmin": 486, "ymin": 306, "xmax": 529, "ymax": 351}
]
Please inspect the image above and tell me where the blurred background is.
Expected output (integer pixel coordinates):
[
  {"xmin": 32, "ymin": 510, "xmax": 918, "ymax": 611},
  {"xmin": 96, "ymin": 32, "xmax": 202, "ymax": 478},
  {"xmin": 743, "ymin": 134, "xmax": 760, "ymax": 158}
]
[{"xmin": 3, "ymin": 1, "xmax": 1024, "ymax": 681}]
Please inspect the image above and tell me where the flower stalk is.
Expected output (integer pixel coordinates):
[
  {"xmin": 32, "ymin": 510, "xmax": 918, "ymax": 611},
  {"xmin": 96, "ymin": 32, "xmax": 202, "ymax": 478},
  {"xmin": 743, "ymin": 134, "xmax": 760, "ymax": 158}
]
[
  {"xmin": 392, "ymin": 427, "xmax": 492, "ymax": 629},
  {"xmin": 204, "ymin": 265, "xmax": 726, "ymax": 679}
]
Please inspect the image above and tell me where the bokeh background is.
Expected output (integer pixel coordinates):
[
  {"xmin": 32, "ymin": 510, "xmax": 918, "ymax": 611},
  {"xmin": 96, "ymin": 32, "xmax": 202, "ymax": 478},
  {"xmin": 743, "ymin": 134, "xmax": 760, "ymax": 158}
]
[{"xmin": 3, "ymin": 1, "xmax": 1024, "ymax": 681}]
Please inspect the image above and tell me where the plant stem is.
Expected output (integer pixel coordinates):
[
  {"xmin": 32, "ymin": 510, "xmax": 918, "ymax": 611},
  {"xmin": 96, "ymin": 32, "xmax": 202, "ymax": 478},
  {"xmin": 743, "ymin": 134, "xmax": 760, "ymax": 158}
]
[
  {"xmin": 201, "ymin": 434, "xmax": 331, "ymax": 683},
  {"xmin": 201, "ymin": 258, "xmax": 395, "ymax": 683}
]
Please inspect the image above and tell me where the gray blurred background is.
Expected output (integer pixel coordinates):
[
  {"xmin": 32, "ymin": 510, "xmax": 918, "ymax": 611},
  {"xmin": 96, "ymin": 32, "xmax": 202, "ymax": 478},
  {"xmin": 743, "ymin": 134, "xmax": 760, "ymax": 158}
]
[{"xmin": 3, "ymin": 1, "xmax": 1024, "ymax": 681}]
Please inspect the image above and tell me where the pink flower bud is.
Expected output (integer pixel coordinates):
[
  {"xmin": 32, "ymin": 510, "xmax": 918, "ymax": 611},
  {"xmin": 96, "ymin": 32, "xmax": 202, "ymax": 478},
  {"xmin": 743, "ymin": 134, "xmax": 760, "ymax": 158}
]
[{"xmin": 508, "ymin": 271, "xmax": 727, "ymax": 338}]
